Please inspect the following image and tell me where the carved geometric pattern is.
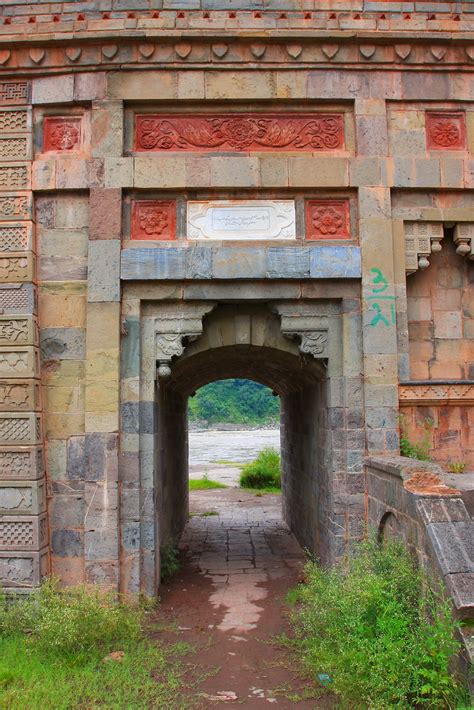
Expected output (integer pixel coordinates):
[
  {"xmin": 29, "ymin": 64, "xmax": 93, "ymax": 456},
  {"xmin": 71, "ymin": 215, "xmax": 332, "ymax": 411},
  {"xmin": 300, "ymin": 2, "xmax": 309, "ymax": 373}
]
[
  {"xmin": 0, "ymin": 225, "xmax": 30, "ymax": 251},
  {"xmin": 43, "ymin": 117, "xmax": 82, "ymax": 152},
  {"xmin": 132, "ymin": 200, "xmax": 176, "ymax": 240},
  {"xmin": 0, "ymin": 351, "xmax": 29, "ymax": 374},
  {"xmin": 0, "ymin": 451, "xmax": 31, "ymax": 478},
  {"xmin": 306, "ymin": 199, "xmax": 350, "ymax": 240},
  {"xmin": 0, "ymin": 285, "xmax": 34, "ymax": 314},
  {"xmin": 0, "ymin": 319, "xmax": 29, "ymax": 344},
  {"xmin": 404, "ymin": 221, "xmax": 444, "ymax": 274},
  {"xmin": 399, "ymin": 383, "xmax": 474, "ymax": 406},
  {"xmin": 0, "ymin": 383, "xmax": 32, "ymax": 409},
  {"xmin": 426, "ymin": 112, "xmax": 466, "ymax": 151},
  {"xmin": 0, "ymin": 137, "xmax": 28, "ymax": 161},
  {"xmin": 0, "ymin": 521, "xmax": 34, "ymax": 546},
  {"xmin": 0, "ymin": 111, "xmax": 28, "ymax": 132},
  {"xmin": 0, "ymin": 166, "xmax": 29, "ymax": 190},
  {"xmin": 0, "ymin": 82, "xmax": 29, "ymax": 104},
  {"xmin": 0, "ymin": 256, "xmax": 30, "ymax": 281},
  {"xmin": 0, "ymin": 417, "xmax": 31, "ymax": 441},
  {"xmin": 0, "ymin": 196, "xmax": 30, "ymax": 221},
  {"xmin": 134, "ymin": 113, "xmax": 345, "ymax": 152}
]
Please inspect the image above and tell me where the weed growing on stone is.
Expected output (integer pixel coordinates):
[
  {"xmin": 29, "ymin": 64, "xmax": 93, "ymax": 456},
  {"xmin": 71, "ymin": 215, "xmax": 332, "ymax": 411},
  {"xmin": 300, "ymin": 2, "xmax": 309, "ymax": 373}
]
[
  {"xmin": 160, "ymin": 543, "xmax": 180, "ymax": 582},
  {"xmin": 288, "ymin": 538, "xmax": 466, "ymax": 709},
  {"xmin": 447, "ymin": 461, "xmax": 466, "ymax": 474},
  {"xmin": 239, "ymin": 447, "xmax": 281, "ymax": 489},
  {"xmin": 0, "ymin": 581, "xmax": 193, "ymax": 709},
  {"xmin": 399, "ymin": 415, "xmax": 433, "ymax": 461}
]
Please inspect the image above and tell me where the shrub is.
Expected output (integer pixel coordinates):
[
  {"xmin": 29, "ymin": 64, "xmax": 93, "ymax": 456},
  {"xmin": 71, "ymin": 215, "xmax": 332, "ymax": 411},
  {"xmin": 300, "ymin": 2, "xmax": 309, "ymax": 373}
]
[
  {"xmin": 160, "ymin": 543, "xmax": 180, "ymax": 582},
  {"xmin": 239, "ymin": 447, "xmax": 281, "ymax": 489},
  {"xmin": 0, "ymin": 578, "xmax": 141, "ymax": 658},
  {"xmin": 289, "ymin": 538, "xmax": 464, "ymax": 709},
  {"xmin": 399, "ymin": 415, "xmax": 433, "ymax": 461}
]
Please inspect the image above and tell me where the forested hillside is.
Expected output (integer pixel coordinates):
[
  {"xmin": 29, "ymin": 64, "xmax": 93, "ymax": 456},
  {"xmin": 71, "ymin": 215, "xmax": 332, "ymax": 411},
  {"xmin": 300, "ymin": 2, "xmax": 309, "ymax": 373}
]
[{"xmin": 188, "ymin": 379, "xmax": 279, "ymax": 426}]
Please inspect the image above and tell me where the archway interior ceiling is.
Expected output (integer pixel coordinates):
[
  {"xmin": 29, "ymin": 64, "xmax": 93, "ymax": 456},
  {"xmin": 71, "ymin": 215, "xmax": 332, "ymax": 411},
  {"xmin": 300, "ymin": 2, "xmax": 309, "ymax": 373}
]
[{"xmin": 165, "ymin": 345, "xmax": 323, "ymax": 397}]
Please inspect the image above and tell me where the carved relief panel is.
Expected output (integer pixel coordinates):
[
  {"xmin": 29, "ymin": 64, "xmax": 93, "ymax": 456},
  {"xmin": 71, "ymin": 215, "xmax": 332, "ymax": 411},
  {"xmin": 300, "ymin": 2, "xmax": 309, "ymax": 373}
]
[
  {"xmin": 0, "ymin": 413, "xmax": 42, "ymax": 446},
  {"xmin": 0, "ymin": 193, "xmax": 32, "ymax": 221},
  {"xmin": 305, "ymin": 200, "xmax": 350, "ymax": 240},
  {"xmin": 43, "ymin": 117, "xmax": 82, "ymax": 152},
  {"xmin": 0, "ymin": 253, "xmax": 35, "ymax": 283},
  {"xmin": 0, "ymin": 513, "xmax": 47, "ymax": 550},
  {"xmin": 0, "ymin": 223, "xmax": 33, "ymax": 252},
  {"xmin": 0, "ymin": 380, "xmax": 41, "ymax": 411},
  {"xmin": 0, "ymin": 347, "xmax": 39, "ymax": 378},
  {"xmin": 131, "ymin": 200, "xmax": 176, "ymax": 240},
  {"xmin": 426, "ymin": 112, "xmax": 466, "ymax": 151},
  {"xmin": 0, "ymin": 82, "xmax": 30, "ymax": 105},
  {"xmin": 0, "ymin": 447, "xmax": 44, "ymax": 481},
  {"xmin": 0, "ymin": 479, "xmax": 46, "ymax": 515},
  {"xmin": 134, "ymin": 113, "xmax": 345, "ymax": 152},
  {"xmin": 0, "ymin": 549, "xmax": 48, "ymax": 588}
]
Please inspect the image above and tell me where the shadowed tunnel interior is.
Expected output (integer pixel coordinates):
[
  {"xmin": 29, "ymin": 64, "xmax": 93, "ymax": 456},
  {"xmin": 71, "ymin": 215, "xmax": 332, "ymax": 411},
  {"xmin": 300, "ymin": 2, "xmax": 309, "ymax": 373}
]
[{"xmin": 154, "ymin": 305, "xmax": 332, "ymax": 575}]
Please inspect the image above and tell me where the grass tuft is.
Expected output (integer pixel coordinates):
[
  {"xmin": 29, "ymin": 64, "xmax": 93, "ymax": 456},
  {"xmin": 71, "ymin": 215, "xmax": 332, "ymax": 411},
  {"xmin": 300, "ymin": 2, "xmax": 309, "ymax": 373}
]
[
  {"xmin": 189, "ymin": 478, "xmax": 227, "ymax": 490},
  {"xmin": 239, "ymin": 447, "xmax": 281, "ymax": 490}
]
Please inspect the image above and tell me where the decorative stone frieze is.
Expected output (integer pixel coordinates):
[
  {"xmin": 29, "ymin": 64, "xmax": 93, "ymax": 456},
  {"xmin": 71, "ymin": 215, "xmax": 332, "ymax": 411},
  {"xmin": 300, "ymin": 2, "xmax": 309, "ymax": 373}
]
[
  {"xmin": 0, "ymin": 253, "xmax": 35, "ymax": 283},
  {"xmin": 154, "ymin": 303, "xmax": 216, "ymax": 377},
  {"xmin": 0, "ymin": 413, "xmax": 42, "ymax": 446},
  {"xmin": 0, "ymin": 284, "xmax": 37, "ymax": 315},
  {"xmin": 404, "ymin": 222, "xmax": 444, "ymax": 274},
  {"xmin": 0, "ymin": 380, "xmax": 41, "ymax": 412},
  {"xmin": 305, "ymin": 200, "xmax": 350, "ymax": 240},
  {"xmin": 0, "ymin": 165, "xmax": 30, "ymax": 191},
  {"xmin": 0, "ymin": 479, "xmax": 46, "ymax": 515},
  {"xmin": 43, "ymin": 117, "xmax": 82, "ymax": 152},
  {"xmin": 0, "ymin": 347, "xmax": 39, "ymax": 378},
  {"xmin": 0, "ymin": 446, "xmax": 44, "ymax": 481},
  {"xmin": 0, "ymin": 316, "xmax": 38, "ymax": 347},
  {"xmin": 0, "ymin": 82, "xmax": 30, "ymax": 105},
  {"xmin": 134, "ymin": 113, "xmax": 345, "ymax": 152},
  {"xmin": 453, "ymin": 223, "xmax": 474, "ymax": 259},
  {"xmin": 426, "ymin": 112, "xmax": 466, "ymax": 150},
  {"xmin": 0, "ymin": 109, "xmax": 29, "ymax": 133},
  {"xmin": 0, "ymin": 136, "xmax": 30, "ymax": 162},
  {"xmin": 0, "ymin": 513, "xmax": 47, "ymax": 550},
  {"xmin": 273, "ymin": 304, "xmax": 329, "ymax": 359},
  {"xmin": 0, "ymin": 223, "xmax": 33, "ymax": 252},
  {"xmin": 187, "ymin": 200, "xmax": 296, "ymax": 241},
  {"xmin": 0, "ymin": 549, "xmax": 48, "ymax": 588},
  {"xmin": 132, "ymin": 200, "xmax": 176, "ymax": 240},
  {"xmin": 399, "ymin": 382, "xmax": 474, "ymax": 406}
]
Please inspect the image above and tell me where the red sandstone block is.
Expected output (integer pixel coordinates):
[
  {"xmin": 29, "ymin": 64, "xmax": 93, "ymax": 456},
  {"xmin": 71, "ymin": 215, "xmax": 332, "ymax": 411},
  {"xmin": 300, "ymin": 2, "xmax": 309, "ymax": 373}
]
[
  {"xmin": 89, "ymin": 188, "xmax": 122, "ymax": 241},
  {"xmin": 305, "ymin": 199, "xmax": 350, "ymax": 240},
  {"xmin": 426, "ymin": 112, "xmax": 466, "ymax": 151},
  {"xmin": 131, "ymin": 200, "xmax": 176, "ymax": 241},
  {"xmin": 43, "ymin": 116, "xmax": 82, "ymax": 153}
]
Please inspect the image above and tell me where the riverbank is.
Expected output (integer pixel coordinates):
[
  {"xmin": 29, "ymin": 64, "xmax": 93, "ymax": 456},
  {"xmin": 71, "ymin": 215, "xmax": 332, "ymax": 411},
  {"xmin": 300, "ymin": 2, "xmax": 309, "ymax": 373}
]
[{"xmin": 189, "ymin": 428, "xmax": 280, "ymax": 466}]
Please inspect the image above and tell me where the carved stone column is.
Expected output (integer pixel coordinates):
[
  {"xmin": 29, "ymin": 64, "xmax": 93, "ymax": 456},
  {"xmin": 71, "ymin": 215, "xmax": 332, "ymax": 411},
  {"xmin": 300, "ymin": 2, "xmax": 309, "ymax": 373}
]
[
  {"xmin": 273, "ymin": 303, "xmax": 329, "ymax": 358},
  {"xmin": 154, "ymin": 303, "xmax": 216, "ymax": 377}
]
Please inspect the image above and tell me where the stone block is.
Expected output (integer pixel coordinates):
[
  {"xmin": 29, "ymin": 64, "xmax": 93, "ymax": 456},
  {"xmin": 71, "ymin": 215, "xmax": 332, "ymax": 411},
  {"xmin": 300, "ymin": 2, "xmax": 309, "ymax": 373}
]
[
  {"xmin": 55, "ymin": 158, "xmax": 89, "ymax": 190},
  {"xmin": 416, "ymin": 498, "xmax": 470, "ymax": 525},
  {"xmin": 0, "ymin": 513, "xmax": 47, "ymax": 551},
  {"xmin": 310, "ymin": 246, "xmax": 361, "ymax": 278},
  {"xmin": 0, "ymin": 379, "xmax": 41, "ymax": 412},
  {"xmin": 288, "ymin": 157, "xmax": 348, "ymax": 187},
  {"xmin": 185, "ymin": 247, "xmax": 212, "ymax": 280},
  {"xmin": 444, "ymin": 572, "xmax": 474, "ymax": 616},
  {"xmin": 51, "ymin": 529, "xmax": 83, "ymax": 558},
  {"xmin": 0, "ymin": 283, "xmax": 36, "ymax": 316},
  {"xmin": 209, "ymin": 157, "xmax": 260, "ymax": 187},
  {"xmin": 134, "ymin": 156, "xmax": 186, "ymax": 189},
  {"xmin": 39, "ymin": 283, "xmax": 86, "ymax": 329},
  {"xmin": 0, "ymin": 315, "xmax": 38, "ymax": 347},
  {"xmin": 0, "ymin": 478, "xmax": 46, "ymax": 515},
  {"xmin": 121, "ymin": 248, "xmax": 185, "ymax": 280},
  {"xmin": 205, "ymin": 71, "xmax": 276, "ymax": 100},
  {"xmin": 87, "ymin": 240, "xmax": 120, "ymax": 303},
  {"xmin": 356, "ymin": 115, "xmax": 388, "ymax": 156},
  {"xmin": 0, "ymin": 164, "xmax": 30, "ymax": 191},
  {"xmin": 85, "ymin": 432, "xmax": 119, "ymax": 483},
  {"xmin": 0, "ymin": 446, "xmax": 44, "ymax": 481},
  {"xmin": 89, "ymin": 188, "xmax": 122, "ymax": 240},
  {"xmin": 74, "ymin": 72, "xmax": 107, "ymax": 102},
  {"xmin": 0, "ymin": 134, "xmax": 31, "ymax": 162},
  {"xmin": 264, "ymin": 247, "xmax": 309, "ymax": 278},
  {"xmin": 0, "ymin": 347, "xmax": 39, "ymax": 378},
  {"xmin": 40, "ymin": 328, "xmax": 86, "ymax": 361},
  {"xmin": 0, "ymin": 193, "xmax": 33, "ymax": 222},
  {"xmin": 213, "ymin": 247, "xmax": 266, "ymax": 279},
  {"xmin": 0, "ymin": 548, "xmax": 49, "ymax": 588},
  {"xmin": 0, "ymin": 222, "xmax": 33, "ymax": 253},
  {"xmin": 104, "ymin": 158, "xmax": 133, "ymax": 188},
  {"xmin": 426, "ymin": 522, "xmax": 474, "ymax": 575},
  {"xmin": 107, "ymin": 71, "xmax": 177, "ymax": 100},
  {"xmin": 32, "ymin": 75, "xmax": 74, "ymax": 104},
  {"xmin": 0, "ymin": 412, "xmax": 41, "ymax": 446}
]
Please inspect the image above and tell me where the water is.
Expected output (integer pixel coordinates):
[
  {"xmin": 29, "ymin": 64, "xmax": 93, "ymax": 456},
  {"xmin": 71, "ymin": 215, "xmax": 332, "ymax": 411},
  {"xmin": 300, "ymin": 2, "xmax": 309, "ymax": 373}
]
[{"xmin": 189, "ymin": 428, "xmax": 280, "ymax": 466}]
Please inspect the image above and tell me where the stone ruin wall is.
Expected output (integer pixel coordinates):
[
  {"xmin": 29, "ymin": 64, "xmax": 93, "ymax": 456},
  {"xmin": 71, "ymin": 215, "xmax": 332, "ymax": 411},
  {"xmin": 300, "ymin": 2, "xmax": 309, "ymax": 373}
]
[{"xmin": 0, "ymin": 0, "xmax": 472, "ymax": 592}]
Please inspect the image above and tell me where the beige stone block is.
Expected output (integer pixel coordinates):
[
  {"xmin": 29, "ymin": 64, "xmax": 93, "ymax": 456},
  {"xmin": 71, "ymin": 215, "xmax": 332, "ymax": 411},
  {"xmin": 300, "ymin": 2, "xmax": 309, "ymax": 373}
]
[
  {"xmin": 54, "ymin": 195, "xmax": 89, "ymax": 230},
  {"xmin": 32, "ymin": 75, "xmax": 74, "ymax": 104},
  {"xmin": 276, "ymin": 72, "xmax": 306, "ymax": 99},
  {"xmin": 0, "ymin": 379, "xmax": 41, "ymax": 412},
  {"xmin": 44, "ymin": 383, "xmax": 84, "ymax": 414},
  {"xmin": 104, "ymin": 158, "xmax": 133, "ymax": 189},
  {"xmin": 85, "ymin": 381, "xmax": 119, "ymax": 414},
  {"xmin": 107, "ymin": 71, "xmax": 177, "ymax": 100},
  {"xmin": 85, "ymin": 412, "xmax": 119, "ymax": 434},
  {"xmin": 32, "ymin": 159, "xmax": 56, "ymax": 191},
  {"xmin": 288, "ymin": 157, "xmax": 348, "ymax": 187},
  {"xmin": 38, "ymin": 229, "xmax": 88, "ymax": 258},
  {"xmin": 209, "ymin": 156, "xmax": 260, "ymax": 187},
  {"xmin": 46, "ymin": 439, "xmax": 66, "ymax": 478},
  {"xmin": 42, "ymin": 361, "xmax": 85, "ymax": 388},
  {"xmin": 121, "ymin": 377, "xmax": 139, "ymax": 403},
  {"xmin": 389, "ymin": 110, "xmax": 424, "ymax": 131},
  {"xmin": 359, "ymin": 187, "xmax": 391, "ymax": 219},
  {"xmin": 55, "ymin": 158, "xmax": 89, "ymax": 190},
  {"xmin": 364, "ymin": 354, "xmax": 398, "ymax": 384},
  {"xmin": 0, "ymin": 347, "xmax": 39, "ymax": 379},
  {"xmin": 185, "ymin": 156, "xmax": 210, "ymax": 188},
  {"xmin": 91, "ymin": 101, "xmax": 123, "ymax": 159},
  {"xmin": 0, "ymin": 316, "xmax": 38, "ymax": 347},
  {"xmin": 440, "ymin": 158, "xmax": 464, "ymax": 189},
  {"xmin": 86, "ymin": 303, "xmax": 120, "ymax": 351},
  {"xmin": 407, "ymin": 297, "xmax": 432, "ymax": 321},
  {"xmin": 39, "ymin": 283, "xmax": 87, "ymax": 329},
  {"xmin": 85, "ymin": 349, "xmax": 120, "ymax": 382},
  {"xmin": 178, "ymin": 71, "xmax": 205, "ymax": 100},
  {"xmin": 134, "ymin": 156, "xmax": 186, "ymax": 189},
  {"xmin": 0, "ymin": 253, "xmax": 35, "ymax": 283},
  {"xmin": 74, "ymin": 73, "xmax": 107, "ymax": 102},
  {"xmin": 466, "ymin": 111, "xmax": 474, "ymax": 154},
  {"xmin": 260, "ymin": 156, "xmax": 289, "ymax": 187},
  {"xmin": 205, "ymin": 71, "xmax": 276, "ymax": 100},
  {"xmin": 45, "ymin": 413, "xmax": 84, "ymax": 440},
  {"xmin": 355, "ymin": 99, "xmax": 387, "ymax": 117}
]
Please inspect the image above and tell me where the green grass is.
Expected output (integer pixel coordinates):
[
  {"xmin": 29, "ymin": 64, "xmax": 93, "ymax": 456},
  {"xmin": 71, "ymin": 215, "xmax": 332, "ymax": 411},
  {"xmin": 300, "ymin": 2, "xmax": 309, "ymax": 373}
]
[
  {"xmin": 288, "ymin": 537, "xmax": 467, "ymax": 709},
  {"xmin": 188, "ymin": 478, "xmax": 227, "ymax": 490},
  {"xmin": 211, "ymin": 459, "xmax": 241, "ymax": 466},
  {"xmin": 0, "ymin": 580, "xmax": 194, "ymax": 710},
  {"xmin": 241, "ymin": 486, "xmax": 281, "ymax": 495},
  {"xmin": 239, "ymin": 448, "xmax": 281, "ymax": 490}
]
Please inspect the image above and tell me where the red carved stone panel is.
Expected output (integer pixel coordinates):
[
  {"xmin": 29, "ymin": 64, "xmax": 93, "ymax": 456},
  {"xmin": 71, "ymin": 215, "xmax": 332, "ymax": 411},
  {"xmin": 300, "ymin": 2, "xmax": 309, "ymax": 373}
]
[
  {"xmin": 134, "ymin": 114, "xmax": 345, "ymax": 152},
  {"xmin": 305, "ymin": 200, "xmax": 350, "ymax": 240},
  {"xmin": 43, "ymin": 117, "xmax": 82, "ymax": 152},
  {"xmin": 131, "ymin": 201, "xmax": 176, "ymax": 241},
  {"xmin": 426, "ymin": 112, "xmax": 466, "ymax": 150}
]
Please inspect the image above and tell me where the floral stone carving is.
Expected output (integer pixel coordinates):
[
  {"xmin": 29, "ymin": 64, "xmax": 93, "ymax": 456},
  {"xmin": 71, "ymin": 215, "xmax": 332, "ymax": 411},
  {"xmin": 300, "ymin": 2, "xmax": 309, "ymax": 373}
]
[
  {"xmin": 426, "ymin": 112, "xmax": 466, "ymax": 150},
  {"xmin": 134, "ymin": 113, "xmax": 345, "ymax": 152},
  {"xmin": 131, "ymin": 201, "xmax": 176, "ymax": 240},
  {"xmin": 43, "ymin": 117, "xmax": 82, "ymax": 152},
  {"xmin": 306, "ymin": 200, "xmax": 350, "ymax": 240}
]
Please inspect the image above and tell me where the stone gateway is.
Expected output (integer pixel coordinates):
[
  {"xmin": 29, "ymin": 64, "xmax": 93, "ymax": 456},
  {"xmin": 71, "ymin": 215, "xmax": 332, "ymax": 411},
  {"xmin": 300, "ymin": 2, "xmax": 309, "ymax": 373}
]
[{"xmin": 0, "ymin": 0, "xmax": 472, "ymax": 601}]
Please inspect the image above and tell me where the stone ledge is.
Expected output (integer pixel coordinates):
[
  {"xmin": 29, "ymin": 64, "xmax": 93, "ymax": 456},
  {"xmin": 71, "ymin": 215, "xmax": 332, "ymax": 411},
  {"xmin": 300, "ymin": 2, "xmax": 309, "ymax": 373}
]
[{"xmin": 121, "ymin": 245, "xmax": 361, "ymax": 280}]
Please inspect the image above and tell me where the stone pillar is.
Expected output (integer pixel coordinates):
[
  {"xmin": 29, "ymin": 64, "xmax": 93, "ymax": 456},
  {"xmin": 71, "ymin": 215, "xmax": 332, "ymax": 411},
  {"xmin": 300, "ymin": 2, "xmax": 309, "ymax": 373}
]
[{"xmin": 0, "ymin": 81, "xmax": 49, "ymax": 590}]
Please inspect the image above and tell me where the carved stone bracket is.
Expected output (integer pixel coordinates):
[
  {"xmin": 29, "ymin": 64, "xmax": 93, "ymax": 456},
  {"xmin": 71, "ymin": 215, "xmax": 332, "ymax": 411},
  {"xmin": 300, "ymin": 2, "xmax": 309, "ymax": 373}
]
[
  {"xmin": 404, "ymin": 222, "xmax": 444, "ymax": 275},
  {"xmin": 454, "ymin": 223, "xmax": 474, "ymax": 260},
  {"xmin": 154, "ymin": 302, "xmax": 215, "ymax": 378},
  {"xmin": 273, "ymin": 303, "xmax": 329, "ymax": 359}
]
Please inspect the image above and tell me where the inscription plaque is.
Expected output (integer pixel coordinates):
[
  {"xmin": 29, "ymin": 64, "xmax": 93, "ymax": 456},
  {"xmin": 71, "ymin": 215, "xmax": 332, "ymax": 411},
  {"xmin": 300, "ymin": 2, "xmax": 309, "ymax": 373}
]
[{"xmin": 187, "ymin": 200, "xmax": 296, "ymax": 240}]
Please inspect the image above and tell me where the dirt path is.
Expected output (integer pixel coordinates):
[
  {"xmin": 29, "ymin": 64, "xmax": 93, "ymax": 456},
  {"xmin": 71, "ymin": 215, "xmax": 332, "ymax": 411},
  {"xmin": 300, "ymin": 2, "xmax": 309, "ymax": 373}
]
[{"xmin": 157, "ymin": 487, "xmax": 335, "ymax": 707}]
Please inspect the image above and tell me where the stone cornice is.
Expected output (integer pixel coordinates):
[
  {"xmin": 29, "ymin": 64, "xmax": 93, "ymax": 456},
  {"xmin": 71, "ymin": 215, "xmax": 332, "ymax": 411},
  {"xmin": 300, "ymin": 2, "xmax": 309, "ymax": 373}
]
[
  {"xmin": 399, "ymin": 382, "xmax": 474, "ymax": 406},
  {"xmin": 1, "ymin": 33, "xmax": 474, "ymax": 76}
]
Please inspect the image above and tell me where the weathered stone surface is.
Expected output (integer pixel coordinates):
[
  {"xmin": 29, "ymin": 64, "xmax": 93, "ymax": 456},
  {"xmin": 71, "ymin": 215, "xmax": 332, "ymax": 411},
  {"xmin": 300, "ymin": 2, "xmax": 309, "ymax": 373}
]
[
  {"xmin": 87, "ymin": 241, "xmax": 121, "ymax": 302},
  {"xmin": 0, "ymin": 479, "xmax": 46, "ymax": 515}
]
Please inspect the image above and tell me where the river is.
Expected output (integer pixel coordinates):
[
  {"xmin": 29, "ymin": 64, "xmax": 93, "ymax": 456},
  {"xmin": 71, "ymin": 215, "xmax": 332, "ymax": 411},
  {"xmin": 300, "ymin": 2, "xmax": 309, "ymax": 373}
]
[{"xmin": 189, "ymin": 428, "xmax": 280, "ymax": 466}]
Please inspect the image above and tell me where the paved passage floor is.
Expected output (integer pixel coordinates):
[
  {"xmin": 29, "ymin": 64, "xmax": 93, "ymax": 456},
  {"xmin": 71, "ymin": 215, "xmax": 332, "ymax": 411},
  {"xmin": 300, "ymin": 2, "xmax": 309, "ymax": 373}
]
[{"xmin": 158, "ymin": 487, "xmax": 335, "ymax": 707}]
